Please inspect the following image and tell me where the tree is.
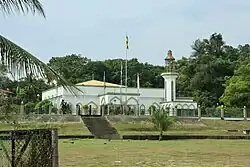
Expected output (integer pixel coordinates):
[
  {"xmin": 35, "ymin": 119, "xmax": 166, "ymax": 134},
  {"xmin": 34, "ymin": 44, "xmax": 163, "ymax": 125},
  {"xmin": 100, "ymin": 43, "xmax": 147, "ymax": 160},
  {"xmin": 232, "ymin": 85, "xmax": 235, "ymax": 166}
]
[
  {"xmin": 0, "ymin": 96, "xmax": 20, "ymax": 115},
  {"xmin": 14, "ymin": 74, "xmax": 52, "ymax": 103},
  {"xmin": 48, "ymin": 55, "xmax": 165, "ymax": 88},
  {"xmin": 176, "ymin": 33, "xmax": 237, "ymax": 107},
  {"xmin": 48, "ymin": 54, "xmax": 90, "ymax": 84},
  {"xmin": 0, "ymin": 0, "xmax": 78, "ymax": 94},
  {"xmin": 220, "ymin": 58, "xmax": 250, "ymax": 107},
  {"xmin": 151, "ymin": 109, "xmax": 174, "ymax": 140}
]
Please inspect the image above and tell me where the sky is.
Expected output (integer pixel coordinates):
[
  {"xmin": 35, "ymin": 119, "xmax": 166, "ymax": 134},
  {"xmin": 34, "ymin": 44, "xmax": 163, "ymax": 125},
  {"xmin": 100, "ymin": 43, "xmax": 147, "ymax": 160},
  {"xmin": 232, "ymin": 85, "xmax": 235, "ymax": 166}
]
[{"xmin": 1, "ymin": 0, "xmax": 250, "ymax": 66}]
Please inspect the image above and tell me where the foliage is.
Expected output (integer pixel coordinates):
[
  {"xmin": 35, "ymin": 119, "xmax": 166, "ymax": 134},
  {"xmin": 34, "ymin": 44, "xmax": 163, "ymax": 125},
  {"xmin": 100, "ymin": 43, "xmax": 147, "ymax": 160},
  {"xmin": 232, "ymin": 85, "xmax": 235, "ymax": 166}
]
[
  {"xmin": 151, "ymin": 109, "xmax": 175, "ymax": 140},
  {"xmin": 148, "ymin": 105, "xmax": 156, "ymax": 115},
  {"xmin": 15, "ymin": 74, "xmax": 53, "ymax": 103},
  {"xmin": 24, "ymin": 102, "xmax": 35, "ymax": 114},
  {"xmin": 60, "ymin": 100, "xmax": 72, "ymax": 114},
  {"xmin": 51, "ymin": 107, "xmax": 58, "ymax": 114},
  {"xmin": 0, "ymin": 0, "xmax": 45, "ymax": 17},
  {"xmin": 0, "ymin": 0, "xmax": 80, "ymax": 95},
  {"xmin": 0, "ymin": 96, "xmax": 20, "ymax": 115},
  {"xmin": 35, "ymin": 99, "xmax": 52, "ymax": 114},
  {"xmin": 220, "ymin": 58, "xmax": 250, "ymax": 107},
  {"xmin": 48, "ymin": 55, "xmax": 165, "ymax": 88},
  {"xmin": 82, "ymin": 104, "xmax": 89, "ymax": 115}
]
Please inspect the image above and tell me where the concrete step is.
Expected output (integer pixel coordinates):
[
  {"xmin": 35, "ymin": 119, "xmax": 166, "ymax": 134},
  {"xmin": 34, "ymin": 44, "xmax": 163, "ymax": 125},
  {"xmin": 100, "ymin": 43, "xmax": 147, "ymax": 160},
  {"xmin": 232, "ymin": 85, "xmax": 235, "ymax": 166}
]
[{"xmin": 81, "ymin": 116, "xmax": 120, "ymax": 139}]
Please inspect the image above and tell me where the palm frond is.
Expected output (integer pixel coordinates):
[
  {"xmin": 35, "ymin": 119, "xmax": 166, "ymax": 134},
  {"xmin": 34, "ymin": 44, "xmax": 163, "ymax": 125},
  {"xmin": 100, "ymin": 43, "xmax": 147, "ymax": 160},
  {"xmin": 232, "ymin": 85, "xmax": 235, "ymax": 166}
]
[
  {"xmin": 0, "ymin": 0, "xmax": 45, "ymax": 17},
  {"xmin": 0, "ymin": 34, "xmax": 81, "ymax": 94}
]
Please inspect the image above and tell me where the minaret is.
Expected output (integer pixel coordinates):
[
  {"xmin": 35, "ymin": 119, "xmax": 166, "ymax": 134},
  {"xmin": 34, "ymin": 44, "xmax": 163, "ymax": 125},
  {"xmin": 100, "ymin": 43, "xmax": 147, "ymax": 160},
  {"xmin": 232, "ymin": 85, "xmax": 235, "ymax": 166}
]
[{"xmin": 161, "ymin": 50, "xmax": 178, "ymax": 102}]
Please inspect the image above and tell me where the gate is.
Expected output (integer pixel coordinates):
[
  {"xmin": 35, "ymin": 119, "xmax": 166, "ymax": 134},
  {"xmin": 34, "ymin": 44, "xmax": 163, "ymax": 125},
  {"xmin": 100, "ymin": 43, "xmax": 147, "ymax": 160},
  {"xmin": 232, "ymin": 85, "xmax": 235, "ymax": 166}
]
[{"xmin": 0, "ymin": 129, "xmax": 58, "ymax": 167}]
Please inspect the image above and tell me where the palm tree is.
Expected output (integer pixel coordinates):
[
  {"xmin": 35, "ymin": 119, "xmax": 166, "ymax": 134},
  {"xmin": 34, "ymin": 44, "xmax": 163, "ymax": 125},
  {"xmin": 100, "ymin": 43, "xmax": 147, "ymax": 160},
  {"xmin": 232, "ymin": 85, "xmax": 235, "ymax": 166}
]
[
  {"xmin": 151, "ymin": 109, "xmax": 175, "ymax": 140},
  {"xmin": 0, "ymin": 0, "xmax": 78, "ymax": 93}
]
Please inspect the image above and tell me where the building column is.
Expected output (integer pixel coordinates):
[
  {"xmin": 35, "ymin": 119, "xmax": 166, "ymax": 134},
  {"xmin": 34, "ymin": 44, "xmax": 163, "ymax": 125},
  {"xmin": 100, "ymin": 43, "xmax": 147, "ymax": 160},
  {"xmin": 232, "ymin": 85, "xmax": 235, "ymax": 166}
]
[
  {"xmin": 107, "ymin": 105, "xmax": 110, "ymax": 115},
  {"xmin": 174, "ymin": 107, "xmax": 177, "ymax": 116},
  {"xmin": 169, "ymin": 107, "xmax": 175, "ymax": 116},
  {"xmin": 172, "ymin": 79, "xmax": 176, "ymax": 101},
  {"xmin": 243, "ymin": 106, "xmax": 247, "ymax": 121},
  {"xmin": 137, "ymin": 104, "xmax": 140, "ymax": 116},
  {"xmin": 164, "ymin": 81, "xmax": 167, "ymax": 101},
  {"xmin": 102, "ymin": 105, "xmax": 105, "ymax": 116},
  {"xmin": 135, "ymin": 104, "xmax": 139, "ymax": 116},
  {"xmin": 221, "ymin": 105, "xmax": 224, "ymax": 120},
  {"xmin": 198, "ymin": 105, "xmax": 201, "ymax": 120},
  {"xmin": 72, "ymin": 96, "xmax": 77, "ymax": 115}
]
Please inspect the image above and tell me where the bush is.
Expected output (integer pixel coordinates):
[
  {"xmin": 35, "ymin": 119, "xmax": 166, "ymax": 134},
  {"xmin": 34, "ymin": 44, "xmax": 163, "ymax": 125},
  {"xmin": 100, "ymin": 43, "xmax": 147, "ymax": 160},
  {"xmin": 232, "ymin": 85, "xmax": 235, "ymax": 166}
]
[
  {"xmin": 151, "ymin": 109, "xmax": 175, "ymax": 140},
  {"xmin": 24, "ymin": 102, "xmax": 35, "ymax": 114},
  {"xmin": 0, "ymin": 96, "xmax": 20, "ymax": 115},
  {"xmin": 60, "ymin": 100, "xmax": 72, "ymax": 114},
  {"xmin": 51, "ymin": 107, "xmax": 58, "ymax": 114},
  {"xmin": 35, "ymin": 99, "xmax": 52, "ymax": 114},
  {"xmin": 82, "ymin": 105, "xmax": 89, "ymax": 115}
]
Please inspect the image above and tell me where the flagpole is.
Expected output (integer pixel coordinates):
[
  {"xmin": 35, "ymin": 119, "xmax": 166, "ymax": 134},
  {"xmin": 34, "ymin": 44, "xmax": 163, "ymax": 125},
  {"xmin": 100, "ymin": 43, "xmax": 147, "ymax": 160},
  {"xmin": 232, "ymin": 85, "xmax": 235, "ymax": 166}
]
[
  {"xmin": 137, "ymin": 73, "xmax": 140, "ymax": 116},
  {"xmin": 103, "ymin": 71, "xmax": 106, "ymax": 94},
  {"xmin": 125, "ymin": 34, "xmax": 128, "ymax": 115},
  {"xmin": 120, "ymin": 61, "xmax": 123, "ymax": 114}
]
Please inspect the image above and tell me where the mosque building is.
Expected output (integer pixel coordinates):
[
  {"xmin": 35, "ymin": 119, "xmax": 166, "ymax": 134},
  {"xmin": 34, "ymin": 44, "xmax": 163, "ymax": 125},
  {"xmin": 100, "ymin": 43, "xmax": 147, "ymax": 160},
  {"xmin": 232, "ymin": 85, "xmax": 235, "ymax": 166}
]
[{"xmin": 42, "ymin": 50, "xmax": 197, "ymax": 116}]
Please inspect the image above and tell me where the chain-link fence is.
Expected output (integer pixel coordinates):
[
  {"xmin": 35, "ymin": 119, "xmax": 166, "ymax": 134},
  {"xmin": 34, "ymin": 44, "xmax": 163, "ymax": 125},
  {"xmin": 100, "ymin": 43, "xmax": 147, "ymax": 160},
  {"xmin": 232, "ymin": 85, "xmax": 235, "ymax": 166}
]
[
  {"xmin": 201, "ymin": 107, "xmax": 247, "ymax": 118},
  {"xmin": 0, "ymin": 129, "xmax": 58, "ymax": 167}
]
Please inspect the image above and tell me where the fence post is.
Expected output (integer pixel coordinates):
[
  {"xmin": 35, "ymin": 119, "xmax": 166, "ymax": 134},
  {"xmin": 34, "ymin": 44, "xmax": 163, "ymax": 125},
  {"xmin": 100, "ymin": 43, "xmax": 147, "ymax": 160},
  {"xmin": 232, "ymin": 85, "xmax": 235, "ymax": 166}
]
[
  {"xmin": 243, "ymin": 106, "xmax": 247, "ymax": 121},
  {"xmin": 52, "ymin": 129, "xmax": 59, "ymax": 167},
  {"xmin": 20, "ymin": 101, "xmax": 24, "ymax": 115},
  {"xmin": 49, "ymin": 105, "xmax": 52, "ymax": 115},
  {"xmin": 221, "ymin": 105, "xmax": 224, "ymax": 120},
  {"xmin": 11, "ymin": 132, "xmax": 15, "ymax": 167},
  {"xmin": 198, "ymin": 105, "xmax": 201, "ymax": 120}
]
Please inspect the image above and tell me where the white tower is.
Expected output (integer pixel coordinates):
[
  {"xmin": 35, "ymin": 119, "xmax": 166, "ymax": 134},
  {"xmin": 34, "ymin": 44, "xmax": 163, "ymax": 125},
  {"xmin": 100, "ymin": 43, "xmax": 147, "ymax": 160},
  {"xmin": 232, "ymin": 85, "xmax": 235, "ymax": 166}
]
[
  {"xmin": 161, "ymin": 50, "xmax": 178, "ymax": 102},
  {"xmin": 161, "ymin": 72, "xmax": 178, "ymax": 102},
  {"xmin": 160, "ymin": 50, "xmax": 197, "ymax": 116}
]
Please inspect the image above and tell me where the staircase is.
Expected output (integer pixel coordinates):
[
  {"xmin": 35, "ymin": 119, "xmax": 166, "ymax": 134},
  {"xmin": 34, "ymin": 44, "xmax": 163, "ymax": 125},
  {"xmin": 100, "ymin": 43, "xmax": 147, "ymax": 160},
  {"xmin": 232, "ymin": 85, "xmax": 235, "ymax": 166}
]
[{"xmin": 81, "ymin": 116, "xmax": 120, "ymax": 139}]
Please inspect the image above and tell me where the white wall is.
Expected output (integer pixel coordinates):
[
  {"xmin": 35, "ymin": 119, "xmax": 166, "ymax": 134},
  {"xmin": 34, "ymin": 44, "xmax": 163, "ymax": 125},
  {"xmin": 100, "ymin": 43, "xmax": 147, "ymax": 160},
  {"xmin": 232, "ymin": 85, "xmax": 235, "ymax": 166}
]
[{"xmin": 42, "ymin": 85, "xmax": 194, "ymax": 115}]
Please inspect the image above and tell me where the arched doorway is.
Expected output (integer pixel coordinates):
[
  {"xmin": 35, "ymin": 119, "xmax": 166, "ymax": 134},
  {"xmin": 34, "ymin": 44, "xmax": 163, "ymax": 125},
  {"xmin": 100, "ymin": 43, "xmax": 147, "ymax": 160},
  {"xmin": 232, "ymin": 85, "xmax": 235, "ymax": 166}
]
[
  {"xmin": 87, "ymin": 101, "xmax": 98, "ymax": 115},
  {"xmin": 109, "ymin": 96, "xmax": 122, "ymax": 115},
  {"xmin": 140, "ymin": 105, "xmax": 146, "ymax": 115},
  {"xmin": 76, "ymin": 103, "xmax": 82, "ymax": 115},
  {"xmin": 126, "ymin": 97, "xmax": 139, "ymax": 115}
]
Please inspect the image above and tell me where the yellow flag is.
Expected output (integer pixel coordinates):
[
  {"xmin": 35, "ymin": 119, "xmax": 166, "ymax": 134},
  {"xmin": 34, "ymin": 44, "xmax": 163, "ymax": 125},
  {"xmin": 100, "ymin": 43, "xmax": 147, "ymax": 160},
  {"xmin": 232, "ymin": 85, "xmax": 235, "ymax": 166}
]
[{"xmin": 126, "ymin": 35, "xmax": 129, "ymax": 49}]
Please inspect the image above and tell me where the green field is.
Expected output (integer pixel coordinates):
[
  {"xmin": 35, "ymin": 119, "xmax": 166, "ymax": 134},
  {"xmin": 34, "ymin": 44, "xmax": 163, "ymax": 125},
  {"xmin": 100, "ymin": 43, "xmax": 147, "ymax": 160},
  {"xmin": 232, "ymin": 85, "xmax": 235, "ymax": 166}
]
[
  {"xmin": 1, "ymin": 119, "xmax": 250, "ymax": 166},
  {"xmin": 59, "ymin": 139, "xmax": 250, "ymax": 167},
  {"xmin": 1, "ymin": 119, "xmax": 250, "ymax": 136}
]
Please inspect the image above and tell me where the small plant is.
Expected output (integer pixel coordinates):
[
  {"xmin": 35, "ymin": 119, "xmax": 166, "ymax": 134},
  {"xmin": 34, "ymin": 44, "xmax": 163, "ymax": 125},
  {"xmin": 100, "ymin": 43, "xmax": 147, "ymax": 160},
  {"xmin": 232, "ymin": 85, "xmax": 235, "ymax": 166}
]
[
  {"xmin": 140, "ymin": 109, "xmax": 145, "ymax": 115},
  {"xmin": 148, "ymin": 105, "xmax": 156, "ymax": 115},
  {"xmin": 24, "ymin": 102, "xmax": 35, "ymax": 114},
  {"xmin": 151, "ymin": 109, "xmax": 175, "ymax": 140},
  {"xmin": 82, "ymin": 105, "xmax": 89, "ymax": 115},
  {"xmin": 35, "ymin": 99, "xmax": 52, "ymax": 114},
  {"xmin": 60, "ymin": 100, "xmax": 72, "ymax": 114}
]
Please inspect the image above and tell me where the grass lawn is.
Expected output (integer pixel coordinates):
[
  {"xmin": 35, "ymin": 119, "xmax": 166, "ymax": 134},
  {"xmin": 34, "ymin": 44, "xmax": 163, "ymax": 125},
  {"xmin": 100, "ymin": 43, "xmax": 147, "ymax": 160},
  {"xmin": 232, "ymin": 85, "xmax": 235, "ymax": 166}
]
[
  {"xmin": 59, "ymin": 139, "xmax": 250, "ymax": 167},
  {"xmin": 1, "ymin": 119, "xmax": 250, "ymax": 136}
]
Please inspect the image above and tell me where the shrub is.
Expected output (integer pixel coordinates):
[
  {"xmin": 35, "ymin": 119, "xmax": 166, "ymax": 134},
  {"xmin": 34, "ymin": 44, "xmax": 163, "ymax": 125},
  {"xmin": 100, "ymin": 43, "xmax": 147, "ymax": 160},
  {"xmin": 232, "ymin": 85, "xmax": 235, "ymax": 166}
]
[
  {"xmin": 24, "ymin": 102, "xmax": 35, "ymax": 114},
  {"xmin": 151, "ymin": 109, "xmax": 175, "ymax": 140}
]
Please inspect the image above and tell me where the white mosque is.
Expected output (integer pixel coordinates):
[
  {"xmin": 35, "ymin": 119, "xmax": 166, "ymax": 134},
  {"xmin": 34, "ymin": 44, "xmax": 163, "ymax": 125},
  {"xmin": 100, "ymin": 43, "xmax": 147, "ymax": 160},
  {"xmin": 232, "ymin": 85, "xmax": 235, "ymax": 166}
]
[{"xmin": 42, "ymin": 50, "xmax": 197, "ymax": 116}]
